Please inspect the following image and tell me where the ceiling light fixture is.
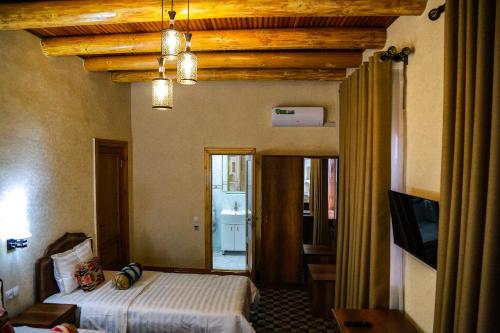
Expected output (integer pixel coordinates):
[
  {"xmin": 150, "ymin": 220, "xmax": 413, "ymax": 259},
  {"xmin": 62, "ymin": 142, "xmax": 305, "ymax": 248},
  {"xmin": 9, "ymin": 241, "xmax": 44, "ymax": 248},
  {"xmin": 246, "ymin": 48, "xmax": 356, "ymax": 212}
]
[
  {"xmin": 152, "ymin": 0, "xmax": 174, "ymax": 110},
  {"xmin": 162, "ymin": 0, "xmax": 181, "ymax": 60},
  {"xmin": 152, "ymin": 57, "xmax": 173, "ymax": 110},
  {"xmin": 177, "ymin": 0, "xmax": 198, "ymax": 85}
]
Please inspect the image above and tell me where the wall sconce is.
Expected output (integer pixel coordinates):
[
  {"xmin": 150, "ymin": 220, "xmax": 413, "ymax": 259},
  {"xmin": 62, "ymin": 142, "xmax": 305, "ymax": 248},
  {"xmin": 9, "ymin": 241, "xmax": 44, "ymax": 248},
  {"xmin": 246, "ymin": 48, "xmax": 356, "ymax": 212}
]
[
  {"xmin": 0, "ymin": 188, "xmax": 31, "ymax": 251},
  {"xmin": 7, "ymin": 238, "xmax": 29, "ymax": 251},
  {"xmin": 6, "ymin": 226, "xmax": 31, "ymax": 251}
]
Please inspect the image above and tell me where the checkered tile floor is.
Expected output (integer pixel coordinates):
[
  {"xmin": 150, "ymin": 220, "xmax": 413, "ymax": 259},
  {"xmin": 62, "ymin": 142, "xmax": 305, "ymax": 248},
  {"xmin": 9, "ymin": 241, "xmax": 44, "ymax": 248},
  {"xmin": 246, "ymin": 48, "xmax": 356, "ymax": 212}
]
[{"xmin": 250, "ymin": 289, "xmax": 340, "ymax": 333}]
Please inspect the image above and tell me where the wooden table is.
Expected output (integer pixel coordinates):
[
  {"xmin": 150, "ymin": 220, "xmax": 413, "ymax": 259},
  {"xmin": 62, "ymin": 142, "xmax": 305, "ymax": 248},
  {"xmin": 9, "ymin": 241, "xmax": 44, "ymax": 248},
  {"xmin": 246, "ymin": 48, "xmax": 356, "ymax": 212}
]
[
  {"xmin": 308, "ymin": 264, "xmax": 336, "ymax": 318},
  {"xmin": 11, "ymin": 303, "xmax": 76, "ymax": 328},
  {"xmin": 332, "ymin": 309, "xmax": 420, "ymax": 333},
  {"xmin": 303, "ymin": 244, "xmax": 336, "ymax": 282},
  {"xmin": 303, "ymin": 244, "xmax": 337, "ymax": 258}
]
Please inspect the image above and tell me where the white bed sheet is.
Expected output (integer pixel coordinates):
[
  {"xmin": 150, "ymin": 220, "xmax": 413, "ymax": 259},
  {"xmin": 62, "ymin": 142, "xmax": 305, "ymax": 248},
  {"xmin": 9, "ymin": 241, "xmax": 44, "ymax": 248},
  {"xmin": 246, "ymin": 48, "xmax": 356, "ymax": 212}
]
[
  {"xmin": 15, "ymin": 328, "xmax": 106, "ymax": 333},
  {"xmin": 44, "ymin": 271, "xmax": 258, "ymax": 333}
]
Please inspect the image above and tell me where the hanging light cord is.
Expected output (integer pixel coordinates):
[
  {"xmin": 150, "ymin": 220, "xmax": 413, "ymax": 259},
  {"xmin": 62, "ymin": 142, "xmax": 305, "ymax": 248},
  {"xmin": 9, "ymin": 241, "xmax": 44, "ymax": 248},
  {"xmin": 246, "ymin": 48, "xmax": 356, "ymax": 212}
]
[
  {"xmin": 160, "ymin": 0, "xmax": 164, "ymax": 55},
  {"xmin": 184, "ymin": 0, "xmax": 192, "ymax": 50},
  {"xmin": 158, "ymin": 0, "xmax": 165, "ymax": 74}
]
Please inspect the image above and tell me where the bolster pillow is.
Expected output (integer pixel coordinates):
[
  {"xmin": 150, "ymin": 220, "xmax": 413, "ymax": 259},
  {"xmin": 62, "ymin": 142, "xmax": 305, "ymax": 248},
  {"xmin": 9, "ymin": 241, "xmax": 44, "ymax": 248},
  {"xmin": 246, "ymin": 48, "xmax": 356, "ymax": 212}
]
[
  {"xmin": 51, "ymin": 323, "xmax": 78, "ymax": 333},
  {"xmin": 112, "ymin": 262, "xmax": 143, "ymax": 290}
]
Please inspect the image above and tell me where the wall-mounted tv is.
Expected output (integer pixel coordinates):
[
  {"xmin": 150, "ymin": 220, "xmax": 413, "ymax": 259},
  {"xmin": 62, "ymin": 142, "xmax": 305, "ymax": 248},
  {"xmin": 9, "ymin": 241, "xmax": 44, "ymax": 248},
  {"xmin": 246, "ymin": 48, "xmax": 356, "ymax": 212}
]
[{"xmin": 388, "ymin": 190, "xmax": 439, "ymax": 269}]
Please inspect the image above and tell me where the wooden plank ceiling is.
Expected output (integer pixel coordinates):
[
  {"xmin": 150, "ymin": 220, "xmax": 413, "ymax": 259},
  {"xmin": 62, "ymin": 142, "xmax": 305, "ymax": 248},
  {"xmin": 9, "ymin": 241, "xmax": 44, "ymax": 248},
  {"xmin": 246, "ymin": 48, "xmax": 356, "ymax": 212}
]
[{"xmin": 0, "ymin": 1, "xmax": 428, "ymax": 82}]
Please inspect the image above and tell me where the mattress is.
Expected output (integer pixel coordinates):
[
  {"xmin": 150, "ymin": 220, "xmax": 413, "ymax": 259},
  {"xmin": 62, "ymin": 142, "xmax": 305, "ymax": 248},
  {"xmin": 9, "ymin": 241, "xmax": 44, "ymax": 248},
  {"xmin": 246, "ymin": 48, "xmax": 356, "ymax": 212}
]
[{"xmin": 44, "ymin": 271, "xmax": 258, "ymax": 333}]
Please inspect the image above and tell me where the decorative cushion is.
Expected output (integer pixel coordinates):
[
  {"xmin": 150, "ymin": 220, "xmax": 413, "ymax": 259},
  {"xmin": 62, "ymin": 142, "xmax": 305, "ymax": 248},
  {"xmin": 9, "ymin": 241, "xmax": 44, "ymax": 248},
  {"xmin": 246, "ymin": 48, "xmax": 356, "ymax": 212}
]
[
  {"xmin": 74, "ymin": 257, "xmax": 105, "ymax": 292},
  {"xmin": 0, "ymin": 322, "xmax": 15, "ymax": 333},
  {"xmin": 112, "ymin": 263, "xmax": 143, "ymax": 290},
  {"xmin": 0, "ymin": 308, "xmax": 14, "ymax": 333},
  {"xmin": 51, "ymin": 323, "xmax": 78, "ymax": 333},
  {"xmin": 52, "ymin": 239, "xmax": 94, "ymax": 294}
]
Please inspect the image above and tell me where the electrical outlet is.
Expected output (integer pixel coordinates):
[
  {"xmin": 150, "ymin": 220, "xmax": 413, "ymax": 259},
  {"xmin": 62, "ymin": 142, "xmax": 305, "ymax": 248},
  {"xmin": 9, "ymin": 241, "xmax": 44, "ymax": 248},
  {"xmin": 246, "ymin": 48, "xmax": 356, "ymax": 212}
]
[{"xmin": 5, "ymin": 286, "xmax": 19, "ymax": 300}]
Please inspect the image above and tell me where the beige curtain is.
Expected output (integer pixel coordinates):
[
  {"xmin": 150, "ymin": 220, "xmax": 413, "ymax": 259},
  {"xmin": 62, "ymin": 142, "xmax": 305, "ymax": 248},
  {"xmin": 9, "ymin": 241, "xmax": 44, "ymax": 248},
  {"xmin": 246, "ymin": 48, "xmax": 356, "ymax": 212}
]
[
  {"xmin": 310, "ymin": 159, "xmax": 330, "ymax": 246},
  {"xmin": 434, "ymin": 1, "xmax": 499, "ymax": 332},
  {"xmin": 335, "ymin": 53, "xmax": 392, "ymax": 309}
]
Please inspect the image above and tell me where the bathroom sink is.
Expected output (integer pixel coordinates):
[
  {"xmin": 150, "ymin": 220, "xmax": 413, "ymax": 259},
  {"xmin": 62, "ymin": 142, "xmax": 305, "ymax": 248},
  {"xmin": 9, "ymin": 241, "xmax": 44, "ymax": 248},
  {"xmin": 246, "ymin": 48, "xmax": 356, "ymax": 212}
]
[
  {"xmin": 220, "ymin": 209, "xmax": 247, "ymax": 224},
  {"xmin": 221, "ymin": 209, "xmax": 247, "ymax": 216}
]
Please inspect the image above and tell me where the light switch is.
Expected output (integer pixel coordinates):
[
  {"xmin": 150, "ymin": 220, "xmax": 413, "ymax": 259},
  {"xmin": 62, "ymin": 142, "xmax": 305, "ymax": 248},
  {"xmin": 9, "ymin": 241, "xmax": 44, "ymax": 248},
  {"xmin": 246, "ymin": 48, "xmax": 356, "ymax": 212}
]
[{"xmin": 193, "ymin": 216, "xmax": 200, "ymax": 231}]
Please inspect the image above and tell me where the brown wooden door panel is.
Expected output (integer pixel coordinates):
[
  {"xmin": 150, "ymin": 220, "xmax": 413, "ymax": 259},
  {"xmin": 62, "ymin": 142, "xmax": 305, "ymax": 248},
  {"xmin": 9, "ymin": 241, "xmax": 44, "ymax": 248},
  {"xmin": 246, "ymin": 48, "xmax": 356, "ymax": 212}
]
[
  {"xmin": 96, "ymin": 140, "xmax": 129, "ymax": 271},
  {"xmin": 261, "ymin": 156, "xmax": 304, "ymax": 285}
]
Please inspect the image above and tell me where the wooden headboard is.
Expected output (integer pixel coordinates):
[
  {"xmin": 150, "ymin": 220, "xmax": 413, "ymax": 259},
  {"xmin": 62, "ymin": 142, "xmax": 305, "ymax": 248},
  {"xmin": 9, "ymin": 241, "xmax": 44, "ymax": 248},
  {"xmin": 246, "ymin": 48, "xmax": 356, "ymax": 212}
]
[{"xmin": 35, "ymin": 232, "xmax": 89, "ymax": 302}]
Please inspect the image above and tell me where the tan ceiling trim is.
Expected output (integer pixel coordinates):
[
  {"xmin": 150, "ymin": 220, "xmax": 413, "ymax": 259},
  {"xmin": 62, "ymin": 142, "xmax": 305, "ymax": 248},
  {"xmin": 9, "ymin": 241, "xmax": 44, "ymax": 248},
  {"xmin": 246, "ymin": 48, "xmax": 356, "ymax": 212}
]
[
  {"xmin": 42, "ymin": 28, "xmax": 386, "ymax": 56},
  {"xmin": 84, "ymin": 51, "xmax": 362, "ymax": 71},
  {"xmin": 0, "ymin": 1, "xmax": 427, "ymax": 30},
  {"xmin": 111, "ymin": 68, "xmax": 347, "ymax": 83}
]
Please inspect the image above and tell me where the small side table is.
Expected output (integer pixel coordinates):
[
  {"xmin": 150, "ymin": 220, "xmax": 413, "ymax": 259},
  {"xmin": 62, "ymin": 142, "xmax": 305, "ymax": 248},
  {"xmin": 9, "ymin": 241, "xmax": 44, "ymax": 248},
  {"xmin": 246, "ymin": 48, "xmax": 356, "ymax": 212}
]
[
  {"xmin": 308, "ymin": 264, "xmax": 336, "ymax": 318},
  {"xmin": 11, "ymin": 303, "xmax": 76, "ymax": 328}
]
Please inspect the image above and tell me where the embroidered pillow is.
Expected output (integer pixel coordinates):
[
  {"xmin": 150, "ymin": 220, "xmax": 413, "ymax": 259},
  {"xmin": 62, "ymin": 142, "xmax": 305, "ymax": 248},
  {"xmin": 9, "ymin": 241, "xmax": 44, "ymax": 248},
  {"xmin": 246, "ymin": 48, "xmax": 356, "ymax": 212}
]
[
  {"xmin": 112, "ymin": 263, "xmax": 143, "ymax": 290},
  {"xmin": 0, "ymin": 308, "xmax": 14, "ymax": 333},
  {"xmin": 75, "ymin": 257, "xmax": 105, "ymax": 292},
  {"xmin": 0, "ymin": 322, "xmax": 15, "ymax": 333}
]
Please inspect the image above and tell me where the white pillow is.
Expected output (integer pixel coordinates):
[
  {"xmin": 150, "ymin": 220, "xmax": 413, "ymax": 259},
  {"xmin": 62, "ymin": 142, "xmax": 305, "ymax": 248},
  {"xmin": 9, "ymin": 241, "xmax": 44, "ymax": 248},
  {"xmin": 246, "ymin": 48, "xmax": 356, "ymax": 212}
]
[
  {"xmin": 73, "ymin": 238, "xmax": 94, "ymax": 262},
  {"xmin": 52, "ymin": 238, "xmax": 94, "ymax": 294}
]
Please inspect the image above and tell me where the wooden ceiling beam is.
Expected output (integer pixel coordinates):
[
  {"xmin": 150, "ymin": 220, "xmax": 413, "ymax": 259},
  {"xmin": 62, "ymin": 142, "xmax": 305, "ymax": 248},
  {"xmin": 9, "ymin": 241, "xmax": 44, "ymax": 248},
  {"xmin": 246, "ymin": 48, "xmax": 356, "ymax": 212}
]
[
  {"xmin": 42, "ymin": 28, "xmax": 386, "ymax": 56},
  {"xmin": 0, "ymin": 1, "xmax": 427, "ymax": 30},
  {"xmin": 111, "ymin": 68, "xmax": 347, "ymax": 83},
  {"xmin": 84, "ymin": 51, "xmax": 362, "ymax": 72}
]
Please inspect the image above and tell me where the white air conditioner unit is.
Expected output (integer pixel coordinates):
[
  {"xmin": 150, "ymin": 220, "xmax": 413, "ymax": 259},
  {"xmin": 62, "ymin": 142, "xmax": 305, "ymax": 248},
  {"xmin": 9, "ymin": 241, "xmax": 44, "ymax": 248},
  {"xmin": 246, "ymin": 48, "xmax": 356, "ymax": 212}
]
[{"xmin": 271, "ymin": 107, "xmax": 324, "ymax": 127}]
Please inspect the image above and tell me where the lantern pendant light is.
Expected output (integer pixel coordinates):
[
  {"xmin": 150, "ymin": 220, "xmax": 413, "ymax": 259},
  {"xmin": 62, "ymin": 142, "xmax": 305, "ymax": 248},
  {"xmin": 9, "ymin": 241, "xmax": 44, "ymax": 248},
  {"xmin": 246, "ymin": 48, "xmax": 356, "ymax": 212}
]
[
  {"xmin": 152, "ymin": 56, "xmax": 173, "ymax": 110},
  {"xmin": 152, "ymin": 1, "xmax": 173, "ymax": 110},
  {"xmin": 161, "ymin": 0, "xmax": 181, "ymax": 60},
  {"xmin": 177, "ymin": 0, "xmax": 198, "ymax": 85}
]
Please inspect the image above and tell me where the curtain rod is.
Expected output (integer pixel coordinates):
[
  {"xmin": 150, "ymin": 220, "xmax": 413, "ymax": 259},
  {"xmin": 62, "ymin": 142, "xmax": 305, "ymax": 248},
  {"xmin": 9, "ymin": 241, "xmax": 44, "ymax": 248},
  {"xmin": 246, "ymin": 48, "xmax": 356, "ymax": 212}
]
[
  {"xmin": 379, "ymin": 46, "xmax": 413, "ymax": 65},
  {"xmin": 428, "ymin": 4, "xmax": 445, "ymax": 21}
]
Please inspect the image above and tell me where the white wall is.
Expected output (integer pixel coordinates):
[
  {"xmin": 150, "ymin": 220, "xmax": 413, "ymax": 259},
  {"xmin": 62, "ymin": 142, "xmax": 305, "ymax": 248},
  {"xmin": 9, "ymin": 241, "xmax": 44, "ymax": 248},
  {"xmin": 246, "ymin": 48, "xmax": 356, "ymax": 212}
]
[
  {"xmin": 131, "ymin": 80, "xmax": 339, "ymax": 268},
  {"xmin": 364, "ymin": 1, "xmax": 444, "ymax": 332},
  {"xmin": 0, "ymin": 30, "xmax": 131, "ymax": 315}
]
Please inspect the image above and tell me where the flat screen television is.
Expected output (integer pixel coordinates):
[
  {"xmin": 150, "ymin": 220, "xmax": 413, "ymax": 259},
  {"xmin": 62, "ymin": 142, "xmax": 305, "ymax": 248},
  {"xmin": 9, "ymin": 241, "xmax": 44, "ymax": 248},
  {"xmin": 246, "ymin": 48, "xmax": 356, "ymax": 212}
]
[{"xmin": 388, "ymin": 190, "xmax": 439, "ymax": 269}]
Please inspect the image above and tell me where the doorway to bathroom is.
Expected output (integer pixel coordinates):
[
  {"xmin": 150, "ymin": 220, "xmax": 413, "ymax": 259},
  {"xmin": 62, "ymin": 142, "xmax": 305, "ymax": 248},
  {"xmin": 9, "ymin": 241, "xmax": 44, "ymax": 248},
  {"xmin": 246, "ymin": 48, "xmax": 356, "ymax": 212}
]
[{"xmin": 204, "ymin": 148, "xmax": 255, "ymax": 274}]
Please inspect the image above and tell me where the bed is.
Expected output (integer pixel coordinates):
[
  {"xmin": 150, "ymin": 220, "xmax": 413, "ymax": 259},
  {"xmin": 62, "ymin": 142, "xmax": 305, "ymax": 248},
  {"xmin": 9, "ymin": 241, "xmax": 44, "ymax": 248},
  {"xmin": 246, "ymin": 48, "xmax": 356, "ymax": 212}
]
[{"xmin": 36, "ymin": 233, "xmax": 258, "ymax": 333}]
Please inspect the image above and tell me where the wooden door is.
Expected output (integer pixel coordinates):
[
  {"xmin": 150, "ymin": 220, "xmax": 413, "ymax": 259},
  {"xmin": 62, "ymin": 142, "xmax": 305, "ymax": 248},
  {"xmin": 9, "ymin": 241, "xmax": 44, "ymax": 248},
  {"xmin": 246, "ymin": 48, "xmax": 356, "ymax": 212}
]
[
  {"xmin": 261, "ymin": 156, "xmax": 304, "ymax": 285},
  {"xmin": 245, "ymin": 156, "xmax": 256, "ymax": 276},
  {"xmin": 95, "ymin": 140, "xmax": 129, "ymax": 270}
]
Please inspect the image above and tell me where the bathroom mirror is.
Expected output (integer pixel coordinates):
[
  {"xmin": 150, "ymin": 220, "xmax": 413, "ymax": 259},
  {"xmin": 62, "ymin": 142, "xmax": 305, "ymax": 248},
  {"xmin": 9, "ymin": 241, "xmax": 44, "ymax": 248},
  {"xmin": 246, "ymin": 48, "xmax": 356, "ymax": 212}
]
[
  {"xmin": 222, "ymin": 155, "xmax": 247, "ymax": 193},
  {"xmin": 303, "ymin": 157, "xmax": 338, "ymax": 246}
]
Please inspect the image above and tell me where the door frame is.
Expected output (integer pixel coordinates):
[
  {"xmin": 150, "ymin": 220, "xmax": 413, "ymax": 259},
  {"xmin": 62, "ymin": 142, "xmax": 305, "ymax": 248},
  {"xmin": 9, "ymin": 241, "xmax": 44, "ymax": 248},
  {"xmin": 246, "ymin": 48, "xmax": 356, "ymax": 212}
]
[
  {"xmin": 204, "ymin": 148, "xmax": 256, "ymax": 275},
  {"xmin": 94, "ymin": 139, "xmax": 130, "ymax": 265}
]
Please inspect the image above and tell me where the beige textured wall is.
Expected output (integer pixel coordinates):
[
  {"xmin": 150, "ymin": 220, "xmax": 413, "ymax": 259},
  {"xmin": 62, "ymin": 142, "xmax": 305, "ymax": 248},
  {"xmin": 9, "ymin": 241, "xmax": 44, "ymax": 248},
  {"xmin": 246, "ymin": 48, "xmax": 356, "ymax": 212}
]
[
  {"xmin": 0, "ymin": 30, "xmax": 131, "ymax": 315},
  {"xmin": 364, "ymin": 0, "xmax": 444, "ymax": 332},
  {"xmin": 131, "ymin": 81, "xmax": 339, "ymax": 268}
]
